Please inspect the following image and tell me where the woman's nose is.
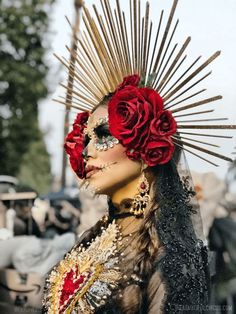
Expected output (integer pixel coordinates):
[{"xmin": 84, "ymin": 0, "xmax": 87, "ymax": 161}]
[{"xmin": 83, "ymin": 139, "xmax": 97, "ymax": 160}]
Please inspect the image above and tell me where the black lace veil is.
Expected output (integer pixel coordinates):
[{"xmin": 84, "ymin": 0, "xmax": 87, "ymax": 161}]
[{"xmin": 152, "ymin": 147, "xmax": 210, "ymax": 313}]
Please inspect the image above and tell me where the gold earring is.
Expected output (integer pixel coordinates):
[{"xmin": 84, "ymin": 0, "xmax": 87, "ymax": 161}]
[{"xmin": 130, "ymin": 173, "xmax": 150, "ymax": 217}]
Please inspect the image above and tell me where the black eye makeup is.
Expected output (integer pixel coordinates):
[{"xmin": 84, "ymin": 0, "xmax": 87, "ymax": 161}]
[
  {"xmin": 94, "ymin": 124, "xmax": 111, "ymax": 138},
  {"xmin": 83, "ymin": 119, "xmax": 119, "ymax": 151}
]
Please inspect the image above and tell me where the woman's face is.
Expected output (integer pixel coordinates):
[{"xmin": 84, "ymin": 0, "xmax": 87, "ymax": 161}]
[{"xmin": 83, "ymin": 106, "xmax": 142, "ymax": 196}]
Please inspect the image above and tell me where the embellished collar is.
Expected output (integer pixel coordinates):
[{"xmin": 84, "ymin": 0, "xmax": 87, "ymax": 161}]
[{"xmin": 108, "ymin": 198, "xmax": 138, "ymax": 220}]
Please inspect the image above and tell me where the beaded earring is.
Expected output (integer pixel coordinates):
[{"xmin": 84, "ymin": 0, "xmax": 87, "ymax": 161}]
[{"xmin": 130, "ymin": 173, "xmax": 150, "ymax": 217}]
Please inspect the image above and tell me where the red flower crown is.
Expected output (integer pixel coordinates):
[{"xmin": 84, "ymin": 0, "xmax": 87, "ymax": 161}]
[{"xmin": 65, "ymin": 75, "xmax": 177, "ymax": 179}]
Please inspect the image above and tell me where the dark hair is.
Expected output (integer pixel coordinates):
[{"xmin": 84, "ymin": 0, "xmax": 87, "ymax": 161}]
[
  {"xmin": 80, "ymin": 100, "xmax": 209, "ymax": 312},
  {"xmin": 134, "ymin": 158, "xmax": 209, "ymax": 311}
]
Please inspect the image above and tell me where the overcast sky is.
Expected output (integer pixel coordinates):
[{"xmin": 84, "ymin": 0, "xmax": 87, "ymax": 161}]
[{"xmin": 39, "ymin": 0, "xmax": 236, "ymax": 180}]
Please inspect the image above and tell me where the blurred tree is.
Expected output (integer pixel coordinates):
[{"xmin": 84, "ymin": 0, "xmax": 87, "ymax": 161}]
[
  {"xmin": 0, "ymin": 0, "xmax": 55, "ymax": 193},
  {"xmin": 18, "ymin": 135, "xmax": 52, "ymax": 195}
]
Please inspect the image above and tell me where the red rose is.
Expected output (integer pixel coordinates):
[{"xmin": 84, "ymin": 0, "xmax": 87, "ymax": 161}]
[
  {"xmin": 139, "ymin": 87, "xmax": 164, "ymax": 115},
  {"xmin": 108, "ymin": 86, "xmax": 152, "ymax": 149},
  {"xmin": 64, "ymin": 111, "xmax": 89, "ymax": 179},
  {"xmin": 141, "ymin": 136, "xmax": 175, "ymax": 166},
  {"xmin": 69, "ymin": 144, "xmax": 86, "ymax": 179},
  {"xmin": 150, "ymin": 110, "xmax": 177, "ymax": 136},
  {"xmin": 126, "ymin": 149, "xmax": 141, "ymax": 161},
  {"xmin": 117, "ymin": 74, "xmax": 140, "ymax": 91},
  {"xmin": 64, "ymin": 130, "xmax": 77, "ymax": 155},
  {"xmin": 73, "ymin": 111, "xmax": 90, "ymax": 126}
]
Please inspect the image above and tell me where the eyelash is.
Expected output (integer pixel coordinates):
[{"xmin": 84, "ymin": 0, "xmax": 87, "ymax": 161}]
[
  {"xmin": 84, "ymin": 127, "xmax": 111, "ymax": 146},
  {"xmin": 95, "ymin": 126, "xmax": 110, "ymax": 138}
]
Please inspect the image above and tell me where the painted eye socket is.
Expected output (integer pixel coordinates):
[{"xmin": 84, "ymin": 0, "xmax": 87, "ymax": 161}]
[{"xmin": 94, "ymin": 125, "xmax": 111, "ymax": 139}]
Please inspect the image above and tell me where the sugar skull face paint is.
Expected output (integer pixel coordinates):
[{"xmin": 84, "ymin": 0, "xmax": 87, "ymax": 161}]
[
  {"xmin": 83, "ymin": 106, "xmax": 142, "ymax": 196},
  {"xmin": 84, "ymin": 116, "xmax": 119, "ymax": 152}
]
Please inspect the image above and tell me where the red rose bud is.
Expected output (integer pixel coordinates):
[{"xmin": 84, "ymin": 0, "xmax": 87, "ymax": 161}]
[
  {"xmin": 150, "ymin": 110, "xmax": 177, "ymax": 137},
  {"xmin": 117, "ymin": 74, "xmax": 140, "ymax": 91}
]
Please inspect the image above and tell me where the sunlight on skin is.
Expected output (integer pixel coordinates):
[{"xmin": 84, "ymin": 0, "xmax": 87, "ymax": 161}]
[{"xmin": 84, "ymin": 106, "xmax": 145, "ymax": 205}]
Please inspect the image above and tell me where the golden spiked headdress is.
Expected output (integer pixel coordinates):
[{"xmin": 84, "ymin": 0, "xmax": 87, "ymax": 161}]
[{"xmin": 54, "ymin": 0, "xmax": 236, "ymax": 167}]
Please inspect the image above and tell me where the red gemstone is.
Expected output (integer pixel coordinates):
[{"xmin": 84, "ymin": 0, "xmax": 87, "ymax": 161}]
[{"xmin": 140, "ymin": 182, "xmax": 146, "ymax": 189}]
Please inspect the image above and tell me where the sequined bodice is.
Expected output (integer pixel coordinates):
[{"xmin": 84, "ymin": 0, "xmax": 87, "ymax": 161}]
[{"xmin": 43, "ymin": 220, "xmax": 135, "ymax": 313}]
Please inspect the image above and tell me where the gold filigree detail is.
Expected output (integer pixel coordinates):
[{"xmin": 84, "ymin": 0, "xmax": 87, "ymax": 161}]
[{"xmin": 43, "ymin": 221, "xmax": 122, "ymax": 313}]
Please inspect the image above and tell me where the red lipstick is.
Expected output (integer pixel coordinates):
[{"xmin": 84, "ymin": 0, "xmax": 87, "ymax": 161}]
[{"xmin": 85, "ymin": 165, "xmax": 101, "ymax": 178}]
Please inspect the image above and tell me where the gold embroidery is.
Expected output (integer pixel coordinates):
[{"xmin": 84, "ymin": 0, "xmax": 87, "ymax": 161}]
[{"xmin": 43, "ymin": 221, "xmax": 123, "ymax": 313}]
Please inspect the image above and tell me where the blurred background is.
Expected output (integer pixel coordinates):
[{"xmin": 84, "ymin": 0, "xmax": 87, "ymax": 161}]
[{"xmin": 0, "ymin": 0, "xmax": 236, "ymax": 313}]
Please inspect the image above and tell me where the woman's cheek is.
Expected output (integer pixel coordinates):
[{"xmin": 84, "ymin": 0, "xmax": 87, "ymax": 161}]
[{"xmin": 99, "ymin": 144, "xmax": 127, "ymax": 163}]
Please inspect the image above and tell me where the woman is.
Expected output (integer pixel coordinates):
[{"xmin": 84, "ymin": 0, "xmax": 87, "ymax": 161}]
[
  {"xmin": 43, "ymin": 76, "xmax": 209, "ymax": 313},
  {"xmin": 43, "ymin": 0, "xmax": 235, "ymax": 312}
]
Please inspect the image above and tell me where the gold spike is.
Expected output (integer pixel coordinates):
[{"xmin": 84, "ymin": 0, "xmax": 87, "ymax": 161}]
[
  {"xmin": 111, "ymin": 3, "xmax": 128, "ymax": 75},
  {"xmin": 133, "ymin": 0, "xmax": 138, "ymax": 72},
  {"xmin": 80, "ymin": 33, "xmax": 111, "ymax": 91},
  {"xmin": 64, "ymin": 46, "xmax": 106, "ymax": 96},
  {"xmin": 165, "ymin": 89, "xmax": 206, "ymax": 109},
  {"xmin": 173, "ymin": 138, "xmax": 233, "ymax": 162},
  {"xmin": 57, "ymin": 96, "xmax": 93, "ymax": 111},
  {"xmin": 140, "ymin": 17, "xmax": 144, "ymax": 75},
  {"xmin": 137, "ymin": 0, "xmax": 141, "ymax": 73},
  {"xmin": 144, "ymin": 21, "xmax": 153, "ymax": 81},
  {"xmin": 122, "ymin": 11, "xmax": 132, "ymax": 74},
  {"xmin": 164, "ymin": 72, "xmax": 211, "ymax": 104},
  {"xmin": 178, "ymin": 125, "xmax": 236, "ymax": 129},
  {"xmin": 53, "ymin": 98, "xmax": 92, "ymax": 112},
  {"xmin": 162, "ymin": 55, "xmax": 202, "ymax": 97},
  {"xmin": 79, "ymin": 16, "xmax": 113, "ymax": 89},
  {"xmin": 91, "ymin": 9, "xmax": 121, "ymax": 84},
  {"xmin": 172, "ymin": 95, "xmax": 222, "ymax": 113},
  {"xmin": 177, "ymin": 118, "xmax": 228, "ymax": 123},
  {"xmin": 173, "ymin": 134, "xmax": 220, "ymax": 148},
  {"xmin": 157, "ymin": 37, "xmax": 191, "ymax": 92},
  {"xmin": 148, "ymin": 10, "xmax": 164, "ymax": 78},
  {"xmin": 59, "ymin": 86, "xmax": 96, "ymax": 107},
  {"xmin": 93, "ymin": 5, "xmax": 122, "ymax": 79},
  {"xmin": 83, "ymin": 7, "xmax": 117, "ymax": 90},
  {"xmin": 142, "ymin": 1, "xmax": 150, "ymax": 74},
  {"xmin": 151, "ymin": 0, "xmax": 179, "ymax": 74},
  {"xmin": 153, "ymin": 19, "xmax": 179, "ymax": 86},
  {"xmin": 103, "ymin": 0, "xmax": 126, "ymax": 76},
  {"xmin": 114, "ymin": 10, "xmax": 127, "ymax": 74},
  {"xmin": 66, "ymin": 59, "xmax": 103, "ymax": 100},
  {"xmin": 99, "ymin": 1, "xmax": 119, "ymax": 77},
  {"xmin": 54, "ymin": 53, "xmax": 102, "ymax": 100},
  {"xmin": 173, "ymin": 140, "xmax": 219, "ymax": 166},
  {"xmin": 60, "ymin": 83, "xmax": 97, "ymax": 105},
  {"xmin": 173, "ymin": 109, "xmax": 214, "ymax": 118},
  {"xmin": 154, "ymin": 44, "xmax": 178, "ymax": 88},
  {"xmin": 130, "ymin": 0, "xmax": 134, "ymax": 72},
  {"xmin": 159, "ymin": 55, "xmax": 187, "ymax": 94},
  {"xmin": 178, "ymin": 131, "xmax": 232, "ymax": 139},
  {"xmin": 164, "ymin": 51, "xmax": 221, "ymax": 101},
  {"xmin": 115, "ymin": 0, "xmax": 131, "ymax": 73}
]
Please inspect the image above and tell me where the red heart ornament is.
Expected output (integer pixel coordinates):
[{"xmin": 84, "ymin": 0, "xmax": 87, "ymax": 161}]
[{"xmin": 59, "ymin": 266, "xmax": 87, "ymax": 311}]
